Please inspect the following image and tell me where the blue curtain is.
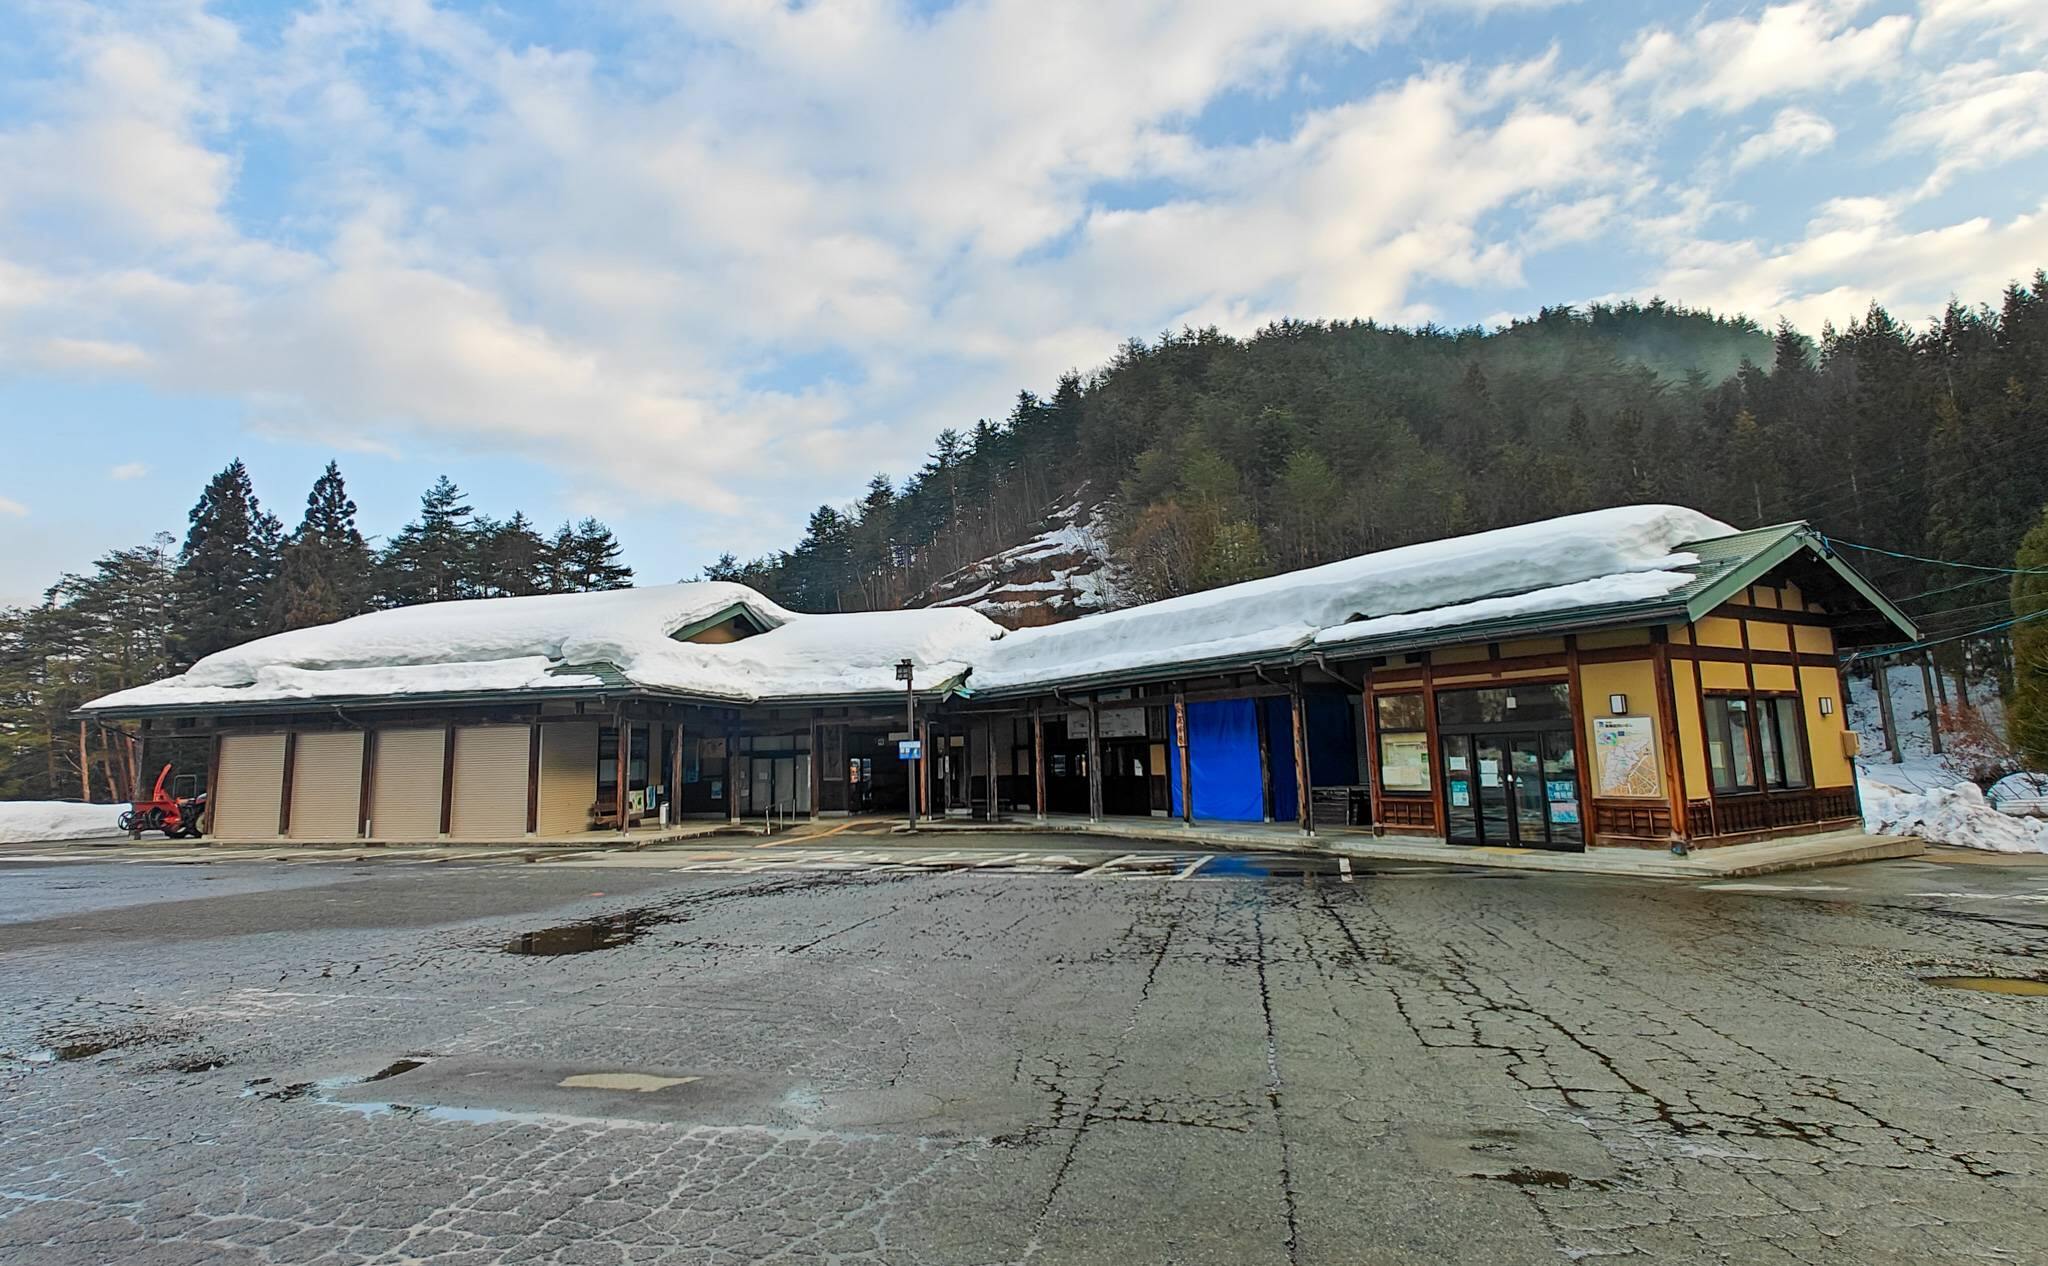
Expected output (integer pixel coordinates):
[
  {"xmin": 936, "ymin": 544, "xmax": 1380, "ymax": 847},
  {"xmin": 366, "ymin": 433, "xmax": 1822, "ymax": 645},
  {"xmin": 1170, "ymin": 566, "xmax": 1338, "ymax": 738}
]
[
  {"xmin": 1306, "ymin": 693, "xmax": 1358, "ymax": 786},
  {"xmin": 1167, "ymin": 698, "xmax": 1265, "ymax": 821},
  {"xmin": 1261, "ymin": 696, "xmax": 1296, "ymax": 822}
]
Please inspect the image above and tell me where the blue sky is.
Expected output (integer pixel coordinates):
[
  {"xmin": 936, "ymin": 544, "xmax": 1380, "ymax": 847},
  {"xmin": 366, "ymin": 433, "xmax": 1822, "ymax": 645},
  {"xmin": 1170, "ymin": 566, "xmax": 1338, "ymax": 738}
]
[{"xmin": 2, "ymin": 0, "xmax": 2045, "ymax": 604}]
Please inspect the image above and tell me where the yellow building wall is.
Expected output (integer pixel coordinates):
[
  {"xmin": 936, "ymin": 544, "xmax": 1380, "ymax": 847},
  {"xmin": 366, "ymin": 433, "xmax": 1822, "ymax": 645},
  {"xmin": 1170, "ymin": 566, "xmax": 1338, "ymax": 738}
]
[
  {"xmin": 1747, "ymin": 586, "xmax": 1779, "ymax": 609},
  {"xmin": 1577, "ymin": 658, "xmax": 1665, "ymax": 800},
  {"xmin": 1793, "ymin": 624, "xmax": 1834, "ymax": 654},
  {"xmin": 1700, "ymin": 660, "xmax": 1748, "ymax": 691},
  {"xmin": 1695, "ymin": 616, "xmax": 1745, "ymax": 648},
  {"xmin": 1433, "ymin": 645, "xmax": 1489, "ymax": 664},
  {"xmin": 1670, "ymin": 660, "xmax": 1708, "ymax": 799},
  {"xmin": 1499, "ymin": 637, "xmax": 1566, "ymax": 657},
  {"xmin": 1753, "ymin": 663, "xmax": 1797, "ymax": 692},
  {"xmin": 1745, "ymin": 620, "xmax": 1790, "ymax": 652},
  {"xmin": 687, "ymin": 618, "xmax": 747, "ymax": 644},
  {"xmin": 1800, "ymin": 665, "xmax": 1855, "ymax": 788}
]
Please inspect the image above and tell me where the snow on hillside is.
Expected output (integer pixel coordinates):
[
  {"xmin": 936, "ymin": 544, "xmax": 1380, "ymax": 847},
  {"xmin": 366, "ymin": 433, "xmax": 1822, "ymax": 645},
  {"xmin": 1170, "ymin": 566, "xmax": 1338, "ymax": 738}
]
[
  {"xmin": 1849, "ymin": 660, "xmax": 2005, "ymax": 793},
  {"xmin": 0, "ymin": 801, "xmax": 124, "ymax": 843},
  {"xmin": 920, "ymin": 497, "xmax": 1125, "ymax": 628},
  {"xmin": 1849, "ymin": 661, "xmax": 2047, "ymax": 852}
]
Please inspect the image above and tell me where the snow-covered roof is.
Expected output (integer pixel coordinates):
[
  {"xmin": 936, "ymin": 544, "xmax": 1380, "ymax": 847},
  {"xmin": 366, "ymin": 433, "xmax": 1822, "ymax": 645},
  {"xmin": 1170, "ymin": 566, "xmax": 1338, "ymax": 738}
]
[
  {"xmin": 84, "ymin": 503, "xmax": 1897, "ymax": 718},
  {"xmin": 965, "ymin": 505, "xmax": 1730, "ymax": 692},
  {"xmin": 83, "ymin": 582, "xmax": 1004, "ymax": 714}
]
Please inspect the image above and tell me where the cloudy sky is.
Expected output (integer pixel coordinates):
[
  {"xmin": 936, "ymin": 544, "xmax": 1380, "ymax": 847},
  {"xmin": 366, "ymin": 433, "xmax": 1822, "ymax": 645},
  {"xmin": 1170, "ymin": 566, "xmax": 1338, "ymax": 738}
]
[{"xmin": 2, "ymin": 0, "xmax": 2045, "ymax": 603}]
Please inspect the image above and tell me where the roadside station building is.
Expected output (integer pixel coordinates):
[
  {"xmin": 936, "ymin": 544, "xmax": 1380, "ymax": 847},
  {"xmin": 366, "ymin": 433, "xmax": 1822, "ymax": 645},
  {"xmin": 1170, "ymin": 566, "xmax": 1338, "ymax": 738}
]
[{"xmin": 81, "ymin": 505, "xmax": 1915, "ymax": 853}]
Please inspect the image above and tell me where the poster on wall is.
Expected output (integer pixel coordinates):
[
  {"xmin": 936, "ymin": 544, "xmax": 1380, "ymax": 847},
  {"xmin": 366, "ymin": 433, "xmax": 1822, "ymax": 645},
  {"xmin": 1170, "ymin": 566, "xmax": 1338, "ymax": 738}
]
[{"xmin": 1593, "ymin": 717, "xmax": 1660, "ymax": 797}]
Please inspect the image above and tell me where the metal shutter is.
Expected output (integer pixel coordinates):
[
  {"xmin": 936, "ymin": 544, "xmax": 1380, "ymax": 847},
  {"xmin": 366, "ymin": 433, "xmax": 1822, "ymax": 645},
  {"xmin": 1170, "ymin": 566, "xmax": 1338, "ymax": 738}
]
[
  {"xmin": 537, "ymin": 723, "xmax": 599, "ymax": 836},
  {"xmin": 369, "ymin": 728, "xmax": 446, "ymax": 840},
  {"xmin": 212, "ymin": 734, "xmax": 286, "ymax": 839},
  {"xmin": 289, "ymin": 731, "xmax": 364, "ymax": 839},
  {"xmin": 450, "ymin": 725, "xmax": 530, "ymax": 839}
]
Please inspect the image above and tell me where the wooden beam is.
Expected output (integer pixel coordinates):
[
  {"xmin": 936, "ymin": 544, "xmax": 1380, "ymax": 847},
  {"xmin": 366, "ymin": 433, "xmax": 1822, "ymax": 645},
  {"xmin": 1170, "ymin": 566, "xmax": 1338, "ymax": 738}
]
[
  {"xmin": 984, "ymin": 715, "xmax": 1000, "ymax": 823},
  {"xmin": 1361, "ymin": 667, "xmax": 1383, "ymax": 832},
  {"xmin": 672, "ymin": 717, "xmax": 686, "ymax": 825},
  {"xmin": 1086, "ymin": 695, "xmax": 1103, "ymax": 821},
  {"xmin": 277, "ymin": 730, "xmax": 298, "ymax": 837},
  {"xmin": 726, "ymin": 723, "xmax": 741, "ymax": 825},
  {"xmin": 1173, "ymin": 686, "xmax": 1192, "ymax": 825},
  {"xmin": 202, "ymin": 732, "xmax": 222, "ymax": 837},
  {"xmin": 615, "ymin": 712, "xmax": 631, "ymax": 831},
  {"xmin": 1564, "ymin": 635, "xmax": 1593, "ymax": 847},
  {"xmin": 1419, "ymin": 656, "xmax": 1443, "ymax": 836},
  {"xmin": 1290, "ymin": 672, "xmax": 1312, "ymax": 836},
  {"xmin": 439, "ymin": 724, "xmax": 457, "ymax": 837},
  {"xmin": 358, "ymin": 728, "xmax": 377, "ymax": 839},
  {"xmin": 809, "ymin": 713, "xmax": 822, "ymax": 822},
  {"xmin": 526, "ymin": 722, "xmax": 541, "ymax": 836},
  {"xmin": 1032, "ymin": 705, "xmax": 1047, "ymax": 820}
]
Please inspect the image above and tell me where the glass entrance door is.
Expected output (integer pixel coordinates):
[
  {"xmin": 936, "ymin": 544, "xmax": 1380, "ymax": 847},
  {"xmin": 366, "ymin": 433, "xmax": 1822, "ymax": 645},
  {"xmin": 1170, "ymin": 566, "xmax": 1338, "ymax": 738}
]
[{"xmin": 1439, "ymin": 730, "xmax": 1582, "ymax": 850}]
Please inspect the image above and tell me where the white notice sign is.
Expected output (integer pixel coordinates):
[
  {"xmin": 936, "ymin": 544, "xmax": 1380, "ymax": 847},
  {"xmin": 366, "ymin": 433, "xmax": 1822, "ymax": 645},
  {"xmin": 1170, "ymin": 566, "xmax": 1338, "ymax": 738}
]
[{"xmin": 1594, "ymin": 716, "xmax": 1660, "ymax": 797}]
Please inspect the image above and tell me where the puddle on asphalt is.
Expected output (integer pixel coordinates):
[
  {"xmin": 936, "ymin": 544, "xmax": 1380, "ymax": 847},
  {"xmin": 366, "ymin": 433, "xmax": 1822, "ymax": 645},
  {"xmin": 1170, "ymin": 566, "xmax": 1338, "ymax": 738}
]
[
  {"xmin": 1198, "ymin": 855, "xmax": 1320, "ymax": 879},
  {"xmin": 1472, "ymin": 1167, "xmax": 1613, "ymax": 1191},
  {"xmin": 1923, "ymin": 975, "xmax": 2048, "ymax": 996},
  {"xmin": 504, "ymin": 911, "xmax": 654, "ymax": 955}
]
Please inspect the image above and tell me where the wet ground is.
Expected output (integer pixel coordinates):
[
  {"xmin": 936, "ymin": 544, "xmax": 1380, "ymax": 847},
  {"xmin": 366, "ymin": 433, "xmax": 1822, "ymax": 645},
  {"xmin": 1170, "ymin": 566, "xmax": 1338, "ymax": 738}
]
[{"xmin": 2, "ymin": 837, "xmax": 2046, "ymax": 1264}]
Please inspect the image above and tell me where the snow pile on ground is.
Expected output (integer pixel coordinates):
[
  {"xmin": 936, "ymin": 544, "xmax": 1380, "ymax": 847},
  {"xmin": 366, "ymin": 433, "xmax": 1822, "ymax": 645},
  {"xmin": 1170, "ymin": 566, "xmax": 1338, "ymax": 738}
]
[
  {"xmin": 1863, "ymin": 781, "xmax": 2048, "ymax": 853},
  {"xmin": 973, "ymin": 504, "xmax": 1727, "ymax": 691},
  {"xmin": 82, "ymin": 582, "xmax": 1004, "ymax": 712},
  {"xmin": 1989, "ymin": 772, "xmax": 2048, "ymax": 817},
  {"xmin": 0, "ymin": 801, "xmax": 125, "ymax": 843}
]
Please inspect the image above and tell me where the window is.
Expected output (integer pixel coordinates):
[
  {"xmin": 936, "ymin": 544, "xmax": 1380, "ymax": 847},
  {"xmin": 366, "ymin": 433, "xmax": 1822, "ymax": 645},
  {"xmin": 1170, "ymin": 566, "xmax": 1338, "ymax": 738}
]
[
  {"xmin": 1375, "ymin": 694, "xmax": 1430, "ymax": 792},
  {"xmin": 1707, "ymin": 694, "xmax": 1808, "ymax": 793}
]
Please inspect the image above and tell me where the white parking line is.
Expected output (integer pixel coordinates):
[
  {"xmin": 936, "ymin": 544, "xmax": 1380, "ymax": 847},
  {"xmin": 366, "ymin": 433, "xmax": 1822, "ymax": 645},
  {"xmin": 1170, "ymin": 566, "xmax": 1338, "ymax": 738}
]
[
  {"xmin": 1172, "ymin": 855, "xmax": 1212, "ymax": 881},
  {"xmin": 1339, "ymin": 857, "xmax": 1354, "ymax": 884},
  {"xmin": 1078, "ymin": 853, "xmax": 1142, "ymax": 877}
]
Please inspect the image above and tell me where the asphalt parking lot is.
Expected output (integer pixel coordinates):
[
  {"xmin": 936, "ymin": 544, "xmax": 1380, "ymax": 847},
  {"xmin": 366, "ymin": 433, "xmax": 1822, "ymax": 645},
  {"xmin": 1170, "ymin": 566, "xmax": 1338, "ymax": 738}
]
[{"xmin": 3, "ymin": 836, "xmax": 2045, "ymax": 1264}]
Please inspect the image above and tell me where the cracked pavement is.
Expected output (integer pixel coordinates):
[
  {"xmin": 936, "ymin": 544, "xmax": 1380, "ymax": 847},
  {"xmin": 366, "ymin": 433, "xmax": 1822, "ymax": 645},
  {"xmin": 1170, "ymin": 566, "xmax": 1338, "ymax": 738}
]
[{"xmin": 2, "ymin": 842, "xmax": 2045, "ymax": 1264}]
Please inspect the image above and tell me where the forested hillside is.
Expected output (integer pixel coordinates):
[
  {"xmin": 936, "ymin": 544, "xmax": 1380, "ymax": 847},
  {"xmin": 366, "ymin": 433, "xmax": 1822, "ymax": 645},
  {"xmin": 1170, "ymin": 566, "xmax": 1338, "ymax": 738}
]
[
  {"xmin": 715, "ymin": 276, "xmax": 2048, "ymax": 636},
  {"xmin": 0, "ymin": 465, "xmax": 633, "ymax": 800}
]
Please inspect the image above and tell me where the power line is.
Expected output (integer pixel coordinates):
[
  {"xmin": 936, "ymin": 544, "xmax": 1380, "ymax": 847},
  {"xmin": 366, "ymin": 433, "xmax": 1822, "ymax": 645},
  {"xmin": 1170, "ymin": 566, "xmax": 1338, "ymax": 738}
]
[
  {"xmin": 1847, "ymin": 603, "xmax": 2048, "ymax": 662},
  {"xmin": 1821, "ymin": 536, "xmax": 2048, "ymax": 576}
]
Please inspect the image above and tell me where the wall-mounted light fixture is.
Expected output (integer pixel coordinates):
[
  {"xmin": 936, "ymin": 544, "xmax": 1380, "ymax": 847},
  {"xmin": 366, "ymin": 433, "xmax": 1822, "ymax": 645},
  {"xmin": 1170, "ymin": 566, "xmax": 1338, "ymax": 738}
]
[
  {"xmin": 1818, "ymin": 696, "xmax": 1834, "ymax": 716},
  {"xmin": 1608, "ymin": 693, "xmax": 1629, "ymax": 715}
]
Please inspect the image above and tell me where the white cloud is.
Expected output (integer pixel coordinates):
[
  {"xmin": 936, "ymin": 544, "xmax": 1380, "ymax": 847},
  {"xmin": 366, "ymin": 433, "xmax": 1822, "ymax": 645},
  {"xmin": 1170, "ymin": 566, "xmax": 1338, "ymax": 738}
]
[
  {"xmin": 1895, "ymin": 62, "xmax": 2048, "ymax": 196},
  {"xmin": 109, "ymin": 463, "xmax": 147, "ymax": 481},
  {"xmin": 1624, "ymin": 3, "xmax": 1912, "ymax": 115},
  {"xmin": 0, "ymin": 495, "xmax": 26, "ymax": 517},
  {"xmin": 1916, "ymin": 0, "xmax": 2048, "ymax": 51},
  {"xmin": 1731, "ymin": 107, "xmax": 1838, "ymax": 171}
]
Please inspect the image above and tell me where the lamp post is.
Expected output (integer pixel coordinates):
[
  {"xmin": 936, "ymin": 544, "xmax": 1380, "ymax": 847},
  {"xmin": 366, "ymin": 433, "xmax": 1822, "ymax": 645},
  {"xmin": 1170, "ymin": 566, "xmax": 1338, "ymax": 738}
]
[{"xmin": 896, "ymin": 658, "xmax": 917, "ymax": 832}]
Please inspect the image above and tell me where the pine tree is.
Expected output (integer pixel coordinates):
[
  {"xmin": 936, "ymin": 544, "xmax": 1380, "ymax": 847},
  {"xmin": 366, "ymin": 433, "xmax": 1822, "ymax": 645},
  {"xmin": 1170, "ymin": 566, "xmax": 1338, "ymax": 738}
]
[
  {"xmin": 380, "ymin": 476, "xmax": 475, "ymax": 605},
  {"xmin": 559, "ymin": 518, "xmax": 633, "ymax": 592},
  {"xmin": 2011, "ymin": 503, "xmax": 2048, "ymax": 769},
  {"xmin": 172, "ymin": 459, "xmax": 282, "ymax": 664},
  {"xmin": 275, "ymin": 461, "xmax": 373, "ymax": 629},
  {"xmin": 474, "ymin": 511, "xmax": 549, "ymax": 597}
]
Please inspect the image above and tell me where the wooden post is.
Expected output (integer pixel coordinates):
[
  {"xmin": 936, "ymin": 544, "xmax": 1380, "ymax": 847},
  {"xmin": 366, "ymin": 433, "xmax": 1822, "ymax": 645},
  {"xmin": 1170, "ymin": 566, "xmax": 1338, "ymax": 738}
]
[
  {"xmin": 672, "ymin": 716, "xmax": 686, "ymax": 826},
  {"xmin": 917, "ymin": 718, "xmax": 932, "ymax": 820},
  {"xmin": 1254, "ymin": 696, "xmax": 1273, "ymax": 821},
  {"xmin": 984, "ymin": 716, "xmax": 999, "ymax": 823},
  {"xmin": 1361, "ymin": 668, "xmax": 1382, "ymax": 831},
  {"xmin": 1919, "ymin": 653, "xmax": 1944, "ymax": 755},
  {"xmin": 526, "ymin": 722, "xmax": 542, "ymax": 836},
  {"xmin": 809, "ymin": 714, "xmax": 822, "ymax": 822},
  {"xmin": 726, "ymin": 722, "xmax": 741, "ymax": 825},
  {"xmin": 1032, "ymin": 705, "xmax": 1048, "ymax": 820},
  {"xmin": 1290, "ymin": 672, "xmax": 1312, "ymax": 837},
  {"xmin": 439, "ymin": 724, "xmax": 457, "ymax": 837},
  {"xmin": 1419, "ymin": 656, "xmax": 1443, "ymax": 835},
  {"xmin": 203, "ymin": 732, "xmax": 222, "ymax": 838},
  {"xmin": 1086, "ymin": 696, "xmax": 1103, "ymax": 821},
  {"xmin": 1874, "ymin": 657, "xmax": 1903, "ymax": 764},
  {"xmin": 1650, "ymin": 630, "xmax": 1691, "ymax": 842},
  {"xmin": 1173, "ymin": 686, "xmax": 1192, "ymax": 825},
  {"xmin": 615, "ymin": 711, "xmax": 631, "ymax": 830},
  {"xmin": 358, "ymin": 729, "xmax": 377, "ymax": 838},
  {"xmin": 78, "ymin": 720, "xmax": 90, "ymax": 801},
  {"xmin": 1564, "ymin": 635, "xmax": 1593, "ymax": 846},
  {"xmin": 277, "ymin": 731, "xmax": 298, "ymax": 837}
]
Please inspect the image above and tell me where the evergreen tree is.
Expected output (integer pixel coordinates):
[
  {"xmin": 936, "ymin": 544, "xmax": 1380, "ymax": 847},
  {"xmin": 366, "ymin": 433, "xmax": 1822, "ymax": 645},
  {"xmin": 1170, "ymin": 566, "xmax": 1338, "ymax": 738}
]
[
  {"xmin": 557, "ymin": 518, "xmax": 633, "ymax": 592},
  {"xmin": 474, "ymin": 512, "xmax": 549, "ymax": 597},
  {"xmin": 2012, "ymin": 504, "xmax": 2048, "ymax": 769},
  {"xmin": 380, "ymin": 476, "xmax": 475, "ymax": 605},
  {"xmin": 275, "ymin": 461, "xmax": 373, "ymax": 629},
  {"xmin": 172, "ymin": 459, "xmax": 282, "ymax": 664}
]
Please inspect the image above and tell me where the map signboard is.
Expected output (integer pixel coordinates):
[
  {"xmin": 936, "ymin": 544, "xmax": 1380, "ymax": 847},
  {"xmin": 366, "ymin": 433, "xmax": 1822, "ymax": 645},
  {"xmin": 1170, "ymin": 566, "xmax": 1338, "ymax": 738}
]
[{"xmin": 1593, "ymin": 716, "xmax": 1660, "ymax": 798}]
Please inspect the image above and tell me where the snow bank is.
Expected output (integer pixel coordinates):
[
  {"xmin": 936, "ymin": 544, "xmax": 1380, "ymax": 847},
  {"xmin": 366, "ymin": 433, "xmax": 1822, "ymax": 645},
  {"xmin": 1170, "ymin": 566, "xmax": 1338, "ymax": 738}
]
[
  {"xmin": 0, "ymin": 801, "xmax": 125, "ymax": 843},
  {"xmin": 1863, "ymin": 781, "xmax": 2048, "ymax": 854},
  {"xmin": 83, "ymin": 583, "xmax": 1003, "ymax": 712},
  {"xmin": 973, "ymin": 505, "xmax": 1726, "ymax": 691}
]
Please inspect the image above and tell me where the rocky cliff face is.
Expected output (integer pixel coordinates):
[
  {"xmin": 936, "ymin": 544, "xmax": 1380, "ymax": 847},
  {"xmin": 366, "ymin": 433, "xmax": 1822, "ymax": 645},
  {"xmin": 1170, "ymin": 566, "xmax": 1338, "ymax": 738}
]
[{"xmin": 914, "ymin": 496, "xmax": 1125, "ymax": 629}]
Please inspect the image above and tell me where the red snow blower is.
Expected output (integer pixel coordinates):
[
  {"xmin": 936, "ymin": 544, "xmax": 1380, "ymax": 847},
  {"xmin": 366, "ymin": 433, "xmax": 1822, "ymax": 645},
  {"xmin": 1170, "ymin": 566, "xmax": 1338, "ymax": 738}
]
[{"xmin": 120, "ymin": 764, "xmax": 207, "ymax": 839}]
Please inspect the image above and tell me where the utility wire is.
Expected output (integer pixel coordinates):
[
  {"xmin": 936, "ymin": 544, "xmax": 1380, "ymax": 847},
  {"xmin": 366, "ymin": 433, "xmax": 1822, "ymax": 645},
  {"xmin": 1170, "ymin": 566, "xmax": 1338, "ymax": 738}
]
[
  {"xmin": 1820, "ymin": 535, "xmax": 2048, "ymax": 576},
  {"xmin": 1846, "ymin": 603, "xmax": 2048, "ymax": 662}
]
